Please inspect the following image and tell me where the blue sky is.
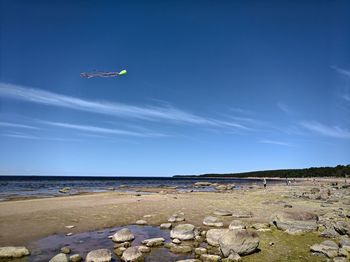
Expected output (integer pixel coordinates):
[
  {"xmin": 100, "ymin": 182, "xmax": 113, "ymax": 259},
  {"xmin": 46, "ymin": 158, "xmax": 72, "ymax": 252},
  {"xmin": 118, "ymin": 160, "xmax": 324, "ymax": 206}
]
[{"xmin": 0, "ymin": 0, "xmax": 350, "ymax": 176}]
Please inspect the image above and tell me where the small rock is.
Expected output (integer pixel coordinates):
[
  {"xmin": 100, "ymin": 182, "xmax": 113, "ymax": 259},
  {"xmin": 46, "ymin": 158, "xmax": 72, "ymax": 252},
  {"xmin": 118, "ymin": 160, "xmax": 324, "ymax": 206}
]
[
  {"xmin": 213, "ymin": 210, "xmax": 232, "ymax": 216},
  {"xmin": 112, "ymin": 228, "xmax": 135, "ymax": 243},
  {"xmin": 141, "ymin": 237, "xmax": 165, "ymax": 247},
  {"xmin": 121, "ymin": 246, "xmax": 143, "ymax": 262},
  {"xmin": 86, "ymin": 249, "xmax": 112, "ymax": 262},
  {"xmin": 65, "ymin": 233, "xmax": 73, "ymax": 236},
  {"xmin": 170, "ymin": 224, "xmax": 196, "ymax": 240},
  {"xmin": 69, "ymin": 254, "xmax": 82, "ymax": 262},
  {"xmin": 229, "ymin": 220, "xmax": 245, "ymax": 230},
  {"xmin": 114, "ymin": 247, "xmax": 126, "ymax": 256},
  {"xmin": 222, "ymin": 252, "xmax": 242, "ymax": 262},
  {"xmin": 231, "ymin": 211, "xmax": 253, "ymax": 218},
  {"xmin": 172, "ymin": 238, "xmax": 181, "ymax": 244},
  {"xmin": 194, "ymin": 247, "xmax": 207, "ymax": 255},
  {"xmin": 138, "ymin": 246, "xmax": 151, "ymax": 253},
  {"xmin": 0, "ymin": 246, "xmax": 30, "ymax": 258},
  {"xmin": 200, "ymin": 254, "xmax": 221, "ymax": 262},
  {"xmin": 143, "ymin": 215, "xmax": 152, "ymax": 218},
  {"xmin": 60, "ymin": 247, "xmax": 71, "ymax": 254},
  {"xmin": 160, "ymin": 223, "xmax": 172, "ymax": 229},
  {"xmin": 65, "ymin": 225, "xmax": 75, "ymax": 229},
  {"xmin": 114, "ymin": 242, "xmax": 131, "ymax": 248},
  {"xmin": 135, "ymin": 220, "xmax": 147, "ymax": 225},
  {"xmin": 203, "ymin": 216, "xmax": 224, "ymax": 227},
  {"xmin": 49, "ymin": 253, "xmax": 69, "ymax": 262}
]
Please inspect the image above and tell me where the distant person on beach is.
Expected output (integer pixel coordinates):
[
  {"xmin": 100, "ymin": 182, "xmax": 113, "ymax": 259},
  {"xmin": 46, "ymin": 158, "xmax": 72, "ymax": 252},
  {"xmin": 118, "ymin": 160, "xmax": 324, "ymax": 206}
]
[{"xmin": 263, "ymin": 178, "xmax": 267, "ymax": 189}]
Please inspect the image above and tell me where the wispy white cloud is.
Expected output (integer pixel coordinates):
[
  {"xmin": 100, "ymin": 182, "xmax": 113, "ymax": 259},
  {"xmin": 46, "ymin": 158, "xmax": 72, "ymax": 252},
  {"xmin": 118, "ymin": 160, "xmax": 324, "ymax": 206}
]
[
  {"xmin": 0, "ymin": 83, "xmax": 249, "ymax": 130},
  {"xmin": 1, "ymin": 133, "xmax": 40, "ymax": 140},
  {"xmin": 277, "ymin": 102, "xmax": 293, "ymax": 115},
  {"xmin": 0, "ymin": 121, "xmax": 39, "ymax": 129},
  {"xmin": 260, "ymin": 140, "xmax": 292, "ymax": 147},
  {"xmin": 332, "ymin": 65, "xmax": 350, "ymax": 77},
  {"xmin": 39, "ymin": 120, "xmax": 166, "ymax": 137},
  {"xmin": 300, "ymin": 121, "xmax": 350, "ymax": 139}
]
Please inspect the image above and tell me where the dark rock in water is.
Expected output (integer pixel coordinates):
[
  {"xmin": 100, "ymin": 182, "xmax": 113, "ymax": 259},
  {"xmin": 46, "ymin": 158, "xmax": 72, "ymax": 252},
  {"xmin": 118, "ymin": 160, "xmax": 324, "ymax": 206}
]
[
  {"xmin": 310, "ymin": 240, "xmax": 339, "ymax": 258},
  {"xmin": 112, "ymin": 228, "xmax": 135, "ymax": 242},
  {"xmin": 0, "ymin": 246, "xmax": 30, "ymax": 258},
  {"xmin": 70, "ymin": 254, "xmax": 82, "ymax": 262},
  {"xmin": 284, "ymin": 204, "xmax": 293, "ymax": 208},
  {"xmin": 86, "ymin": 249, "xmax": 112, "ymax": 262},
  {"xmin": 59, "ymin": 187, "xmax": 70, "ymax": 193},
  {"xmin": 141, "ymin": 237, "xmax": 165, "ymax": 247},
  {"xmin": 271, "ymin": 211, "xmax": 318, "ymax": 234},
  {"xmin": 60, "ymin": 247, "xmax": 71, "ymax": 254},
  {"xmin": 170, "ymin": 224, "xmax": 196, "ymax": 240},
  {"xmin": 218, "ymin": 229, "xmax": 259, "ymax": 257}
]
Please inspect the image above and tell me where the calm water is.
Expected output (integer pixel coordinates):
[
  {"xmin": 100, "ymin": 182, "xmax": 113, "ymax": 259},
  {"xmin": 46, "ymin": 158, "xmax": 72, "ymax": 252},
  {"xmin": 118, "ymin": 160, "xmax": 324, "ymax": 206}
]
[{"xmin": 0, "ymin": 176, "xmax": 283, "ymax": 201}]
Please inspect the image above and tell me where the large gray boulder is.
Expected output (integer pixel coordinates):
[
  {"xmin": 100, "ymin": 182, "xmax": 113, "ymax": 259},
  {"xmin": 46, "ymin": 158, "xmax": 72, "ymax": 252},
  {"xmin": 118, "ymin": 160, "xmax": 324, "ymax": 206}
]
[
  {"xmin": 206, "ymin": 229, "xmax": 229, "ymax": 247},
  {"xmin": 271, "ymin": 211, "xmax": 318, "ymax": 234},
  {"xmin": 334, "ymin": 221, "xmax": 350, "ymax": 236},
  {"xmin": 170, "ymin": 224, "xmax": 196, "ymax": 240},
  {"xmin": 310, "ymin": 240, "xmax": 339, "ymax": 258},
  {"xmin": 86, "ymin": 249, "xmax": 112, "ymax": 262},
  {"xmin": 112, "ymin": 228, "xmax": 135, "ymax": 242},
  {"xmin": 49, "ymin": 253, "xmax": 69, "ymax": 262},
  {"xmin": 0, "ymin": 246, "xmax": 30, "ymax": 258},
  {"xmin": 218, "ymin": 229, "xmax": 259, "ymax": 257},
  {"xmin": 339, "ymin": 236, "xmax": 350, "ymax": 252},
  {"xmin": 121, "ymin": 246, "xmax": 143, "ymax": 262}
]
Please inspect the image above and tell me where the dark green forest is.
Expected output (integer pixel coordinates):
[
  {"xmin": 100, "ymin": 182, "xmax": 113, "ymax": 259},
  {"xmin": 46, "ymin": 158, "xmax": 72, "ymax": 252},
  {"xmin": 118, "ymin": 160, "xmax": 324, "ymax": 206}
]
[{"xmin": 174, "ymin": 165, "xmax": 350, "ymax": 178}]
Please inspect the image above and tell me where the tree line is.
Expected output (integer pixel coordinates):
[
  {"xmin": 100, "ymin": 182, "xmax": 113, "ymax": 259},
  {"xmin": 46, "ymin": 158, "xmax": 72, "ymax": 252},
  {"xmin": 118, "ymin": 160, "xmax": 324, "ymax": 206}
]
[{"xmin": 174, "ymin": 165, "xmax": 350, "ymax": 178}]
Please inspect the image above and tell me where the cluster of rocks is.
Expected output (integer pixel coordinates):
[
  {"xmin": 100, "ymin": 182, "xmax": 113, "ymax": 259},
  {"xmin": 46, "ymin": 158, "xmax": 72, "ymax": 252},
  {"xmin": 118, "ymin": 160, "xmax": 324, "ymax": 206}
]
[
  {"xmin": 193, "ymin": 182, "xmax": 236, "ymax": 191},
  {"xmin": 310, "ymin": 237, "xmax": 350, "ymax": 261}
]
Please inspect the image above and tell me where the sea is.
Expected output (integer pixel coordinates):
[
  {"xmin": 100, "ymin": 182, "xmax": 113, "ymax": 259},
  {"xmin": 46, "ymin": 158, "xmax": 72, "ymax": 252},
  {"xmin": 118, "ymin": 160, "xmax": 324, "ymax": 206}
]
[{"xmin": 0, "ymin": 176, "xmax": 284, "ymax": 201}]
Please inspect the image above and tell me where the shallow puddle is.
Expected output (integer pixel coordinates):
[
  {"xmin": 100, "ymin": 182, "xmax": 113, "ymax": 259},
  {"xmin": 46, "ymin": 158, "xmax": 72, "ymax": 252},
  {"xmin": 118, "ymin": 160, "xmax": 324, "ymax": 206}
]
[{"xmin": 22, "ymin": 225, "xmax": 195, "ymax": 261}]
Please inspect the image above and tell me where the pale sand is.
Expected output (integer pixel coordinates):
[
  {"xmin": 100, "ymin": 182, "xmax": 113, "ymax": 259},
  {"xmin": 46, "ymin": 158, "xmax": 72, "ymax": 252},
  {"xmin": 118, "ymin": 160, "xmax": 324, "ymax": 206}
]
[{"xmin": 0, "ymin": 182, "xmax": 339, "ymax": 246}]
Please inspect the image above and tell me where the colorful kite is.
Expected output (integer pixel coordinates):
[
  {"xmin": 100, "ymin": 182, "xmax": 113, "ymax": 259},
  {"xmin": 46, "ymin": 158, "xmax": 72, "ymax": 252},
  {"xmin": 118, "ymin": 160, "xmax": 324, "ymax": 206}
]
[{"xmin": 80, "ymin": 69, "xmax": 127, "ymax": 78}]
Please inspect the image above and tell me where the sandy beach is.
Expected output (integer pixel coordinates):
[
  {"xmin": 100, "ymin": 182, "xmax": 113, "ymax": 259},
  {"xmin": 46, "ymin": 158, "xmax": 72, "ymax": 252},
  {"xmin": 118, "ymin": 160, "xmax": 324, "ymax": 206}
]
[{"xmin": 1, "ymin": 180, "xmax": 349, "ymax": 261}]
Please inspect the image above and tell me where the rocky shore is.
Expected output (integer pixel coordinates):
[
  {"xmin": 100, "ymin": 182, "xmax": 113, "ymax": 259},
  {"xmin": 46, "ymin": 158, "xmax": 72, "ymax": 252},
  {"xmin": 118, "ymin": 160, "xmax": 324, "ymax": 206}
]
[{"xmin": 0, "ymin": 179, "xmax": 349, "ymax": 261}]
